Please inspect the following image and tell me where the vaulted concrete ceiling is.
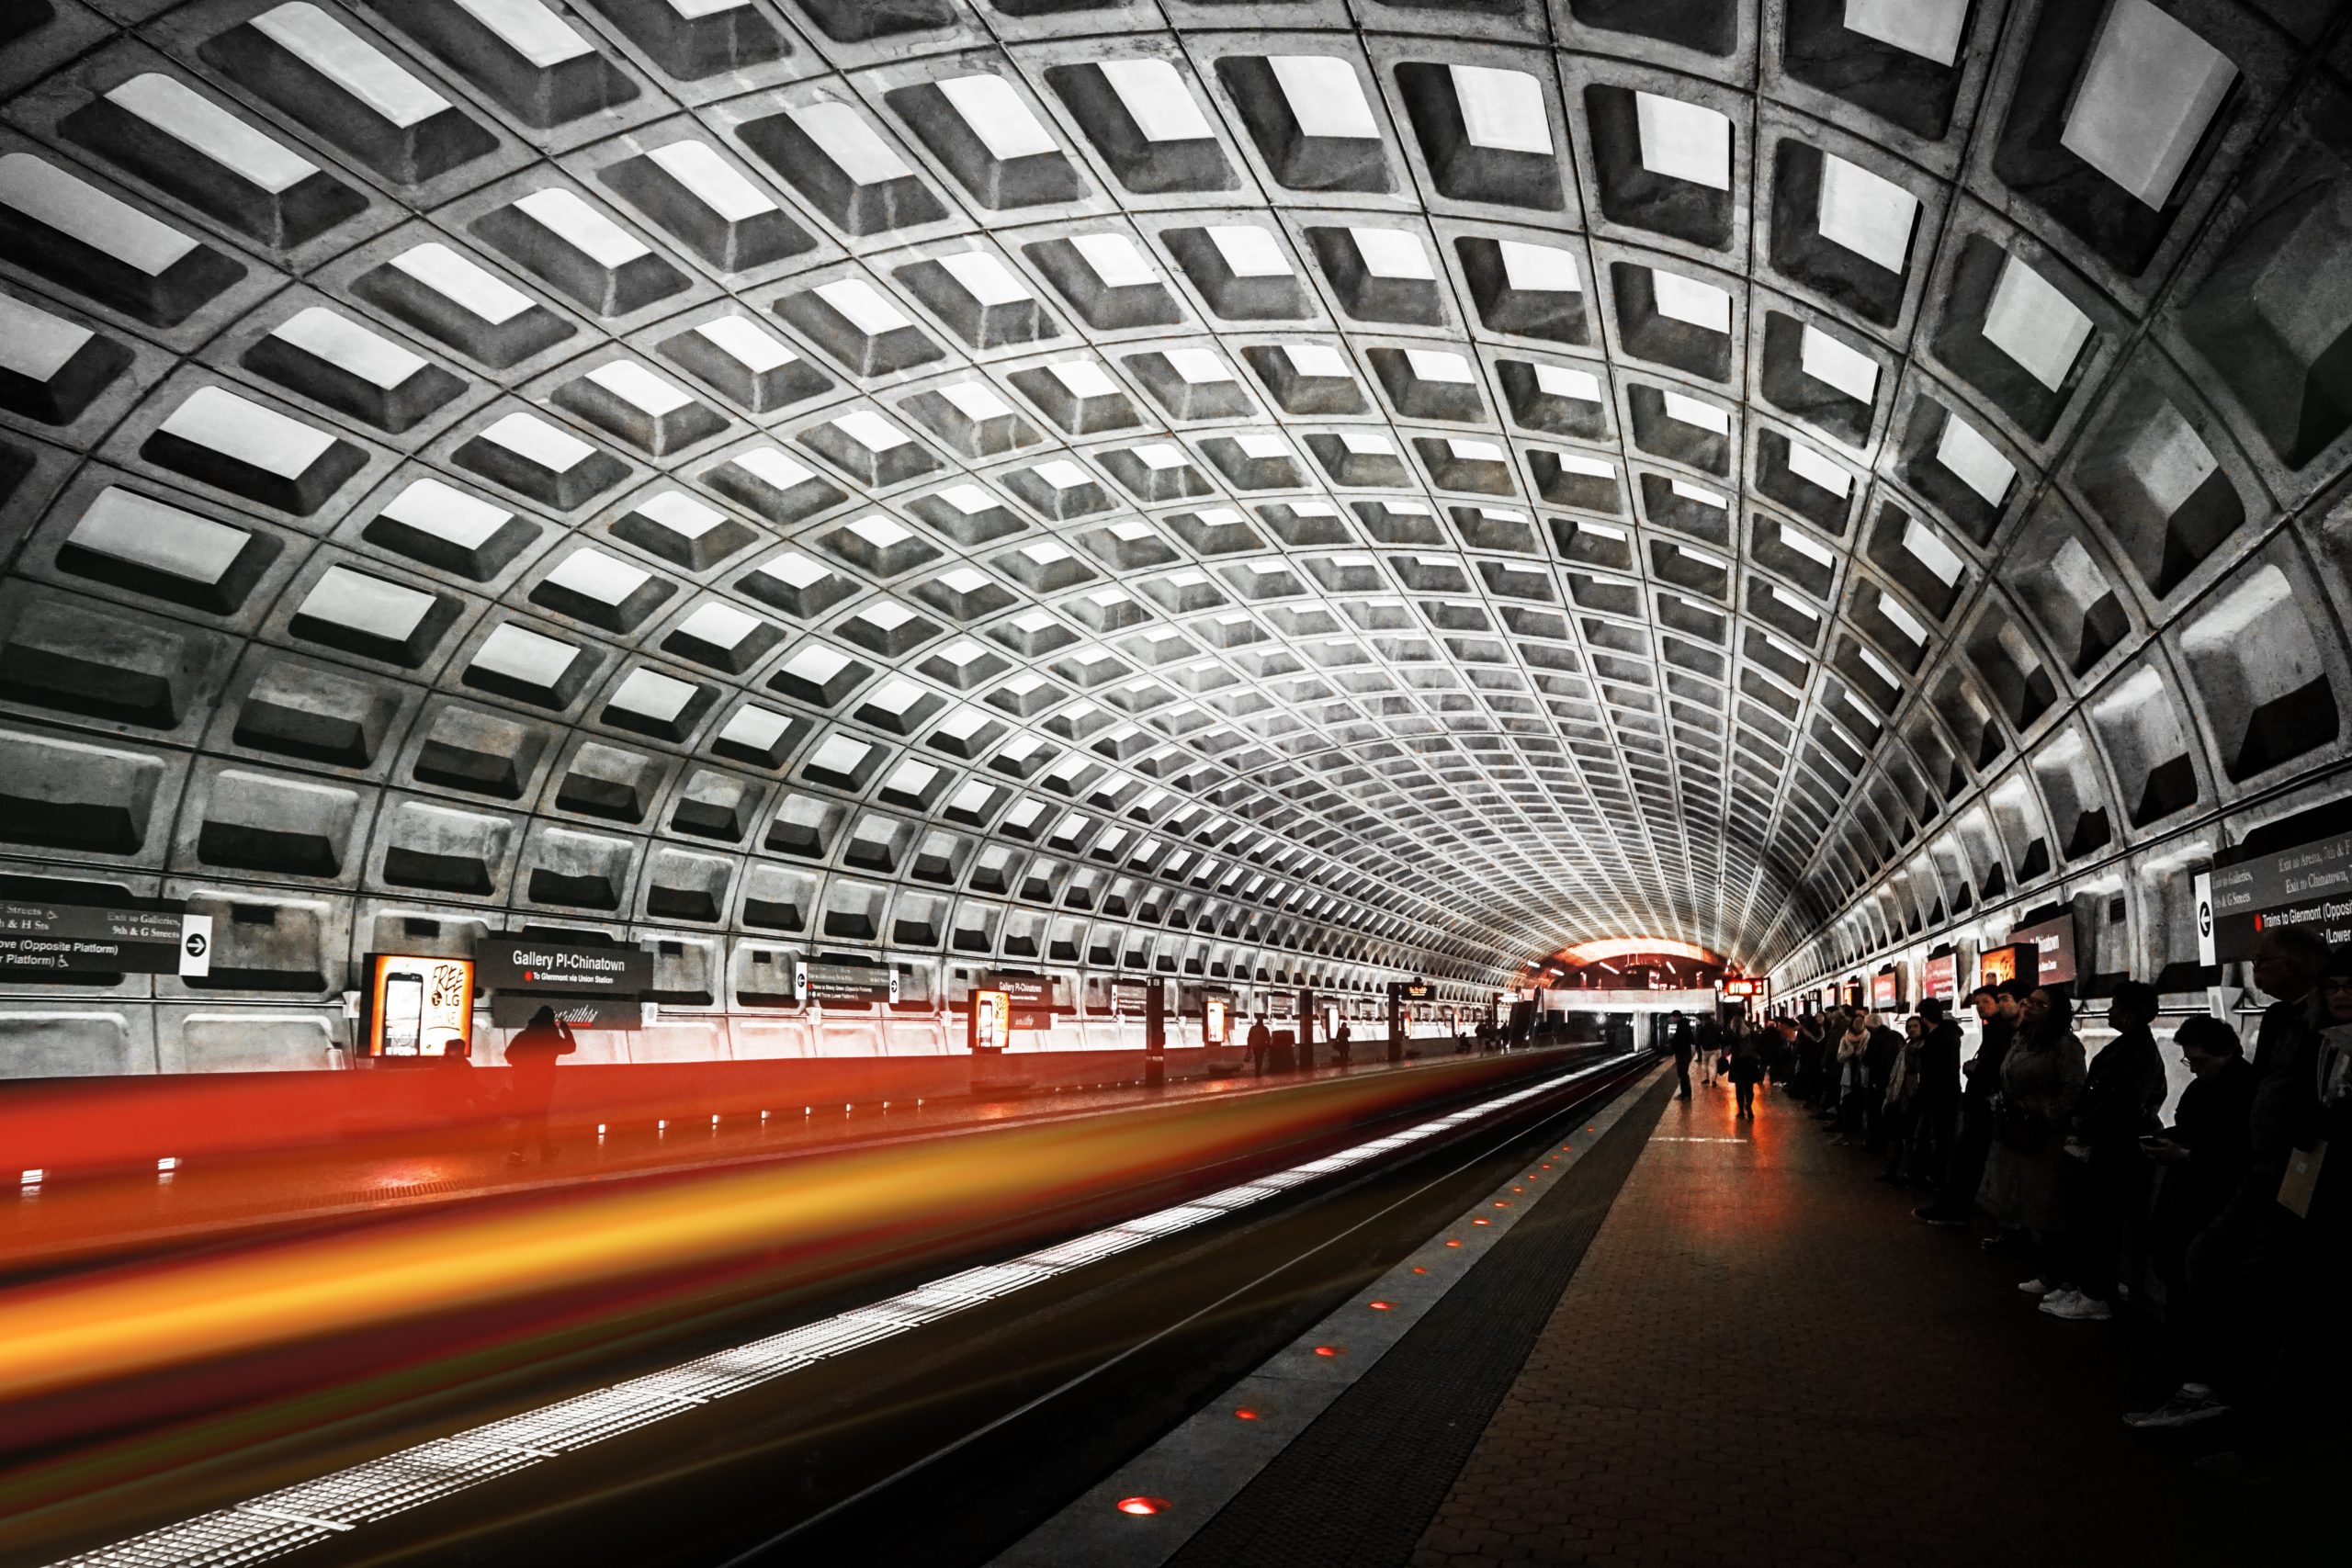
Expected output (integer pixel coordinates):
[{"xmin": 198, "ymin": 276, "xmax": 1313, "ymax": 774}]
[{"xmin": 2, "ymin": 0, "xmax": 2348, "ymax": 1012}]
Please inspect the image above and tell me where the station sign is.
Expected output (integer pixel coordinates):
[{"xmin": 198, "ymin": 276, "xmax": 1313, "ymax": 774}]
[
  {"xmin": 1718, "ymin": 977, "xmax": 1763, "ymax": 998},
  {"xmin": 805, "ymin": 960, "xmax": 899, "ymax": 1008},
  {"xmin": 475, "ymin": 937, "xmax": 650, "ymax": 996},
  {"xmin": 985, "ymin": 970, "xmax": 1055, "ymax": 1029},
  {"xmin": 0, "ymin": 899, "xmax": 214, "ymax": 977},
  {"xmin": 2205, "ymin": 830, "xmax": 2352, "ymax": 960},
  {"xmin": 1109, "ymin": 977, "xmax": 1155, "ymax": 1015},
  {"xmin": 2007, "ymin": 915, "xmax": 2077, "ymax": 987},
  {"xmin": 365, "ymin": 953, "xmax": 475, "ymax": 1057}
]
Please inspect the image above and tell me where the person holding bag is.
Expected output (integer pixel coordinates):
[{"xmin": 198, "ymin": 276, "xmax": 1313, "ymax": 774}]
[{"xmin": 1982, "ymin": 986, "xmax": 2086, "ymax": 1298}]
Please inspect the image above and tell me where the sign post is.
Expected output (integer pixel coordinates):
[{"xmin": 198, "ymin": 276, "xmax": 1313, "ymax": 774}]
[{"xmin": 1144, "ymin": 979, "xmax": 1167, "ymax": 1088}]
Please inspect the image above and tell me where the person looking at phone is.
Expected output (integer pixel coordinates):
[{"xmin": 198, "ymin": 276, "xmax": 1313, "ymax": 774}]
[{"xmin": 505, "ymin": 1003, "xmax": 579, "ymax": 1167}]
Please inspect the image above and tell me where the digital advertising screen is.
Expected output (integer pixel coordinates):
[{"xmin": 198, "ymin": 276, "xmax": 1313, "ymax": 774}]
[
  {"xmin": 969, "ymin": 988, "xmax": 1010, "ymax": 1053},
  {"xmin": 366, "ymin": 953, "xmax": 475, "ymax": 1057},
  {"xmin": 1204, "ymin": 997, "xmax": 1228, "ymax": 1045},
  {"xmin": 1870, "ymin": 970, "xmax": 1901, "ymax": 1010}
]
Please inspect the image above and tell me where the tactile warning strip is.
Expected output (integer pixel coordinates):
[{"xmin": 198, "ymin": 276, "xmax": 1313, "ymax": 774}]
[{"xmin": 992, "ymin": 1062, "xmax": 1670, "ymax": 1568}]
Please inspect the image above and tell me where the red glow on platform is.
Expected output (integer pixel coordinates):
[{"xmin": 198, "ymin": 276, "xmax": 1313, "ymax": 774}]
[
  {"xmin": 1368, "ymin": 1300, "xmax": 1392, "ymax": 1311},
  {"xmin": 1411, "ymin": 1266, "xmax": 1430, "ymax": 1274},
  {"xmin": 1233, "ymin": 1407, "xmax": 1259, "ymax": 1420},
  {"xmin": 1313, "ymin": 1345, "xmax": 1342, "ymax": 1358},
  {"xmin": 1117, "ymin": 1496, "xmax": 1169, "ymax": 1517},
  {"xmin": 1493, "ymin": 1201, "xmax": 1511, "ymax": 1209},
  {"xmin": 1473, "ymin": 1217, "xmax": 1491, "ymax": 1226},
  {"xmin": 1443, "ymin": 1238, "xmax": 1462, "ymax": 1247}
]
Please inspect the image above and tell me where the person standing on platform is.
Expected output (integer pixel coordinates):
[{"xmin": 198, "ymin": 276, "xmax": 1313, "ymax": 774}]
[
  {"xmin": 1333, "ymin": 1020, "xmax": 1352, "ymax": 1067},
  {"xmin": 1909, "ymin": 998, "xmax": 1963, "ymax": 1187},
  {"xmin": 1918, "ymin": 982, "xmax": 2022, "ymax": 1227},
  {"xmin": 2130, "ymin": 928, "xmax": 2329, "ymax": 1433},
  {"xmin": 2139, "ymin": 1015, "xmax": 2253, "ymax": 1387},
  {"xmin": 2041, "ymin": 982, "xmax": 2167, "ymax": 1322},
  {"xmin": 1246, "ymin": 1012, "xmax": 1272, "ymax": 1077},
  {"xmin": 504, "ymin": 1004, "xmax": 577, "ymax": 1167},
  {"xmin": 1670, "ymin": 1012, "xmax": 1695, "ymax": 1100},
  {"xmin": 1984, "ymin": 986, "xmax": 2086, "ymax": 1299},
  {"xmin": 1729, "ymin": 1026, "xmax": 1763, "ymax": 1120}
]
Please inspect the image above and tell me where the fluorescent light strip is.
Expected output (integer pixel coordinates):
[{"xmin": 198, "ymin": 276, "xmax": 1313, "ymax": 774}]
[{"xmin": 54, "ymin": 1057, "xmax": 1635, "ymax": 1568}]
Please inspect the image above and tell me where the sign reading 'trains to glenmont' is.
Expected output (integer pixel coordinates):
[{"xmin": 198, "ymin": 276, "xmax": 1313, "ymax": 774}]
[{"xmin": 2205, "ymin": 830, "xmax": 2352, "ymax": 961}]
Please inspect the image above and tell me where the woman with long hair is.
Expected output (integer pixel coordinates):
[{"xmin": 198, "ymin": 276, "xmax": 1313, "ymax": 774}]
[{"xmin": 1982, "ymin": 986, "xmax": 2087, "ymax": 1298}]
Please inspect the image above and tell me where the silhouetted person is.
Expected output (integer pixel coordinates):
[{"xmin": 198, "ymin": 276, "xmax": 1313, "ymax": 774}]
[
  {"xmin": 1670, "ymin": 1012, "xmax": 1694, "ymax": 1100},
  {"xmin": 1908, "ymin": 998, "xmax": 1962, "ymax": 1186},
  {"xmin": 2041, "ymin": 981, "xmax": 2166, "ymax": 1321},
  {"xmin": 505, "ymin": 1004, "xmax": 577, "ymax": 1166},
  {"xmin": 1246, "ymin": 1013, "xmax": 1272, "ymax": 1077},
  {"xmin": 2140, "ymin": 1015, "xmax": 2252, "ymax": 1383},
  {"xmin": 1334, "ymin": 1021, "xmax": 1352, "ymax": 1066},
  {"xmin": 1918, "ymin": 983, "xmax": 2021, "ymax": 1226},
  {"xmin": 1729, "ymin": 1030, "xmax": 1762, "ymax": 1120},
  {"xmin": 2132, "ymin": 929, "xmax": 2330, "ymax": 1434}
]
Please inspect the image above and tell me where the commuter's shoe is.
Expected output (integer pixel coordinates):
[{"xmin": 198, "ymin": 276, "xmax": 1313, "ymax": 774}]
[
  {"xmin": 2041, "ymin": 1292, "xmax": 2111, "ymax": 1321},
  {"xmin": 2017, "ymin": 1277, "xmax": 2053, "ymax": 1295},
  {"xmin": 2125, "ymin": 1384, "xmax": 2228, "ymax": 1430}
]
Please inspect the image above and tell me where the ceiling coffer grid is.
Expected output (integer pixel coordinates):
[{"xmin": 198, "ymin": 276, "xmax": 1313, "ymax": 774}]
[{"xmin": 0, "ymin": 0, "xmax": 2348, "ymax": 1014}]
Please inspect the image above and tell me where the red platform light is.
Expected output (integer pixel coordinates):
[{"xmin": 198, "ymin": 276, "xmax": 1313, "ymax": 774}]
[
  {"xmin": 1472, "ymin": 1217, "xmax": 1491, "ymax": 1226},
  {"xmin": 1411, "ymin": 1265, "xmax": 1430, "ymax": 1274},
  {"xmin": 1313, "ymin": 1344, "xmax": 1342, "ymax": 1358},
  {"xmin": 1443, "ymin": 1238, "xmax": 1462, "ymax": 1247},
  {"xmin": 1368, "ymin": 1300, "xmax": 1392, "ymax": 1311},
  {"xmin": 1233, "ymin": 1407, "xmax": 1260, "ymax": 1420},
  {"xmin": 1116, "ymin": 1496, "xmax": 1169, "ymax": 1517}
]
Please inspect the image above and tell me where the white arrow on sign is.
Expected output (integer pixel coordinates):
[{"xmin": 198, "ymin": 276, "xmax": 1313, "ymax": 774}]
[{"xmin": 178, "ymin": 914, "xmax": 213, "ymax": 978}]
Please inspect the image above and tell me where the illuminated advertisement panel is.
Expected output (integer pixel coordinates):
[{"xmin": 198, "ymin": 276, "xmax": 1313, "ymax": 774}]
[
  {"xmin": 366, "ymin": 953, "xmax": 475, "ymax": 1057},
  {"xmin": 2008, "ymin": 915, "xmax": 2077, "ymax": 987},
  {"xmin": 1870, "ymin": 969, "xmax": 1901, "ymax": 1010},
  {"xmin": 1204, "ymin": 997, "xmax": 1229, "ymax": 1045},
  {"xmin": 1923, "ymin": 953, "xmax": 1958, "ymax": 1000},
  {"xmin": 1979, "ymin": 945, "xmax": 2020, "ymax": 989},
  {"xmin": 969, "ymin": 988, "xmax": 1010, "ymax": 1053}
]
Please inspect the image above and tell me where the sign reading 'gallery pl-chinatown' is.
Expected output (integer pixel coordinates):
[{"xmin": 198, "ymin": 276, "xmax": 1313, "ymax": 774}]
[
  {"xmin": 473, "ymin": 939, "xmax": 652, "ymax": 996},
  {"xmin": 2200, "ymin": 829, "xmax": 2352, "ymax": 962}
]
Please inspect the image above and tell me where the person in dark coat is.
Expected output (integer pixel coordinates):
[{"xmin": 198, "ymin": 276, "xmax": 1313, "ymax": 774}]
[
  {"xmin": 2041, "ymin": 982, "xmax": 2168, "ymax": 1321},
  {"xmin": 1906, "ymin": 998, "xmax": 1963, "ymax": 1186},
  {"xmin": 1670, "ymin": 1012, "xmax": 1695, "ymax": 1100},
  {"xmin": 1862, "ymin": 1015, "xmax": 1905, "ymax": 1151},
  {"xmin": 1333, "ymin": 1021, "xmax": 1352, "ymax": 1067},
  {"xmin": 2130, "ymin": 928, "xmax": 2327, "ymax": 1430},
  {"xmin": 504, "ymin": 1004, "xmax": 577, "ymax": 1166},
  {"xmin": 1917, "ymin": 983, "xmax": 2021, "ymax": 1225},
  {"xmin": 2140, "ymin": 1014, "xmax": 2253, "ymax": 1378},
  {"xmin": 1728, "ymin": 1027, "xmax": 1763, "ymax": 1120}
]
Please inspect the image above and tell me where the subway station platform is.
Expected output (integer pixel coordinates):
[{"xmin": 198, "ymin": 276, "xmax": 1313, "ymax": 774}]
[{"xmin": 1003, "ymin": 1067, "xmax": 2340, "ymax": 1568}]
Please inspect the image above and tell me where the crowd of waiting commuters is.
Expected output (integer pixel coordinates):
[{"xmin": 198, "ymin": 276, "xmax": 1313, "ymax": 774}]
[{"xmin": 1666, "ymin": 927, "xmax": 2348, "ymax": 1471}]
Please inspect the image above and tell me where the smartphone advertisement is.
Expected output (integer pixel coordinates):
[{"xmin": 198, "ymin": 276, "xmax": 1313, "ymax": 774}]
[
  {"xmin": 366, "ymin": 953, "xmax": 476, "ymax": 1057},
  {"xmin": 969, "ymin": 988, "xmax": 1010, "ymax": 1053}
]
